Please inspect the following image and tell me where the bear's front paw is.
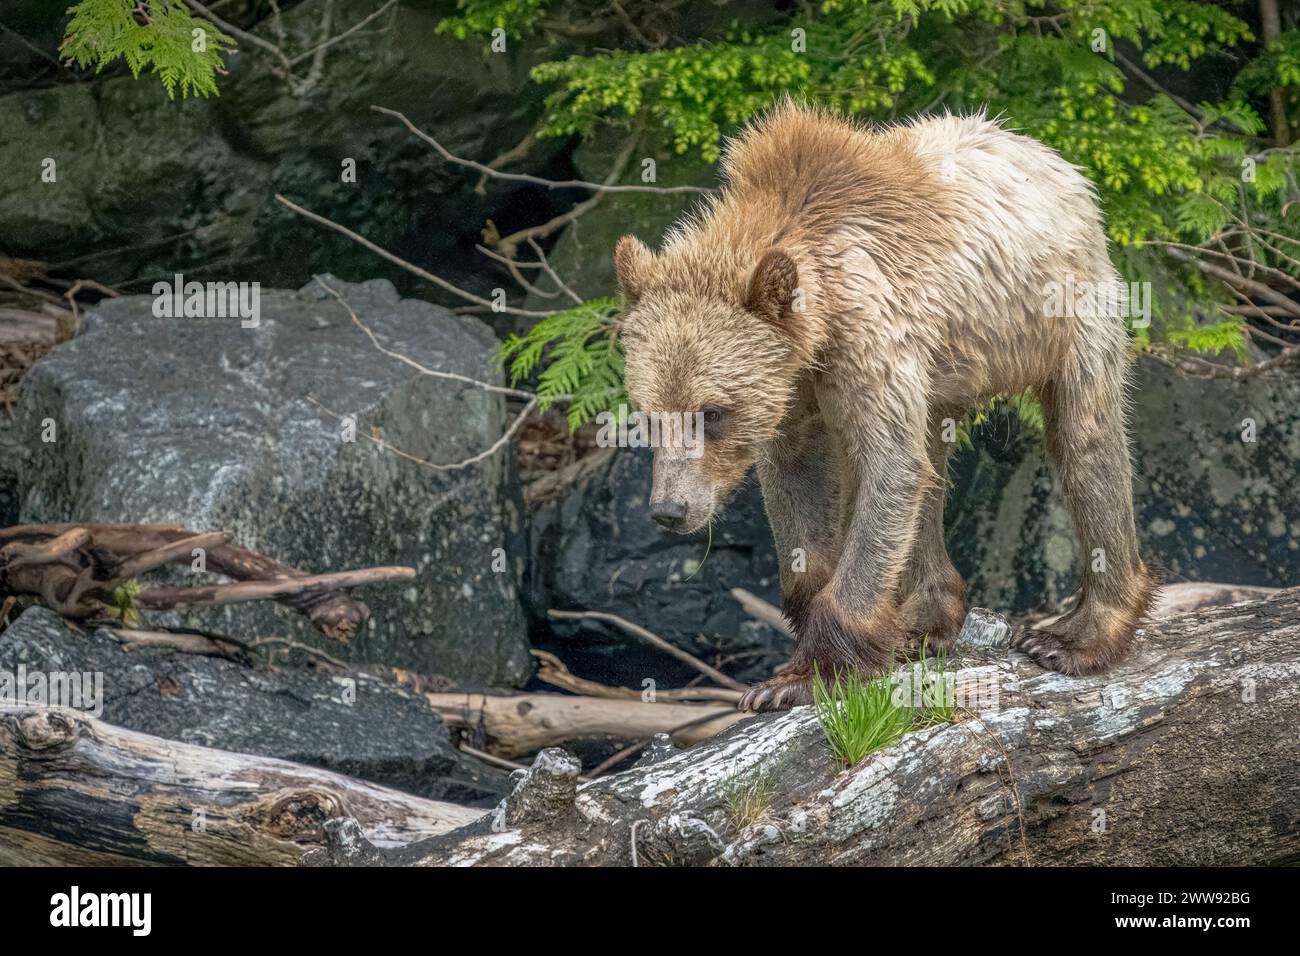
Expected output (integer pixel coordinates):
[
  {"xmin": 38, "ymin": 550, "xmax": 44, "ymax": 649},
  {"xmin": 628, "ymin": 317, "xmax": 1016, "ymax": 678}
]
[
  {"xmin": 1014, "ymin": 608, "xmax": 1136, "ymax": 676},
  {"xmin": 799, "ymin": 591, "xmax": 902, "ymax": 675},
  {"xmin": 740, "ymin": 594, "xmax": 905, "ymax": 712},
  {"xmin": 738, "ymin": 671, "xmax": 814, "ymax": 712}
]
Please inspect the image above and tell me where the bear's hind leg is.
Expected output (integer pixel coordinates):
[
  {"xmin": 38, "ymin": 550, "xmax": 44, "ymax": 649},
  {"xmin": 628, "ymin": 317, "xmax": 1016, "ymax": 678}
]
[
  {"xmin": 897, "ymin": 406, "xmax": 967, "ymax": 655},
  {"xmin": 1014, "ymin": 358, "xmax": 1159, "ymax": 674}
]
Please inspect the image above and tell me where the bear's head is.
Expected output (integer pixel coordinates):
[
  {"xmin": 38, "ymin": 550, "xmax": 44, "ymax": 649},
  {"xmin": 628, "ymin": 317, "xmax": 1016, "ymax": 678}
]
[{"xmin": 613, "ymin": 234, "xmax": 809, "ymax": 534}]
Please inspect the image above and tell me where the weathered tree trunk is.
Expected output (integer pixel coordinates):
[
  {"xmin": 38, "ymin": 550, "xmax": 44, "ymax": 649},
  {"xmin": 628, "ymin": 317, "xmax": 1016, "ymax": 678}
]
[
  {"xmin": 309, "ymin": 589, "xmax": 1300, "ymax": 866},
  {"xmin": 0, "ymin": 705, "xmax": 481, "ymax": 866}
]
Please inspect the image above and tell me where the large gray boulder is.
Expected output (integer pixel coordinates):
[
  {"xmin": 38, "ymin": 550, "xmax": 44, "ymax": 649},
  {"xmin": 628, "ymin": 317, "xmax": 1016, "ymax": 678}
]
[
  {"xmin": 9, "ymin": 276, "xmax": 531, "ymax": 686},
  {"xmin": 1130, "ymin": 357, "xmax": 1300, "ymax": 585},
  {"xmin": 0, "ymin": 607, "xmax": 508, "ymax": 803}
]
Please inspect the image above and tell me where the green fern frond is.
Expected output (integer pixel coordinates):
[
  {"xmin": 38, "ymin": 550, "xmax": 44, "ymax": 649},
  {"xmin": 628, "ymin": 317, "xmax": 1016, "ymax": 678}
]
[
  {"xmin": 62, "ymin": 0, "xmax": 234, "ymax": 98},
  {"xmin": 1167, "ymin": 318, "xmax": 1248, "ymax": 359},
  {"xmin": 500, "ymin": 296, "xmax": 626, "ymax": 430}
]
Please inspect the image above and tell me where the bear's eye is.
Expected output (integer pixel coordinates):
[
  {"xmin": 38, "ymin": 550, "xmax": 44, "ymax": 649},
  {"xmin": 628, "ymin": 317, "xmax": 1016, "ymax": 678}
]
[{"xmin": 701, "ymin": 406, "xmax": 728, "ymax": 440}]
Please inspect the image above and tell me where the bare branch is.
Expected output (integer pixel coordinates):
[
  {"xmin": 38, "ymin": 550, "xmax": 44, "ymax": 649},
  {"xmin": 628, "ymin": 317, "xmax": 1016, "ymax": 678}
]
[
  {"xmin": 288, "ymin": 0, "xmax": 396, "ymax": 67},
  {"xmin": 313, "ymin": 277, "xmax": 536, "ymax": 398},
  {"xmin": 291, "ymin": 0, "xmax": 337, "ymax": 96},
  {"xmin": 275, "ymin": 194, "xmax": 558, "ymax": 318},
  {"xmin": 1161, "ymin": 246, "xmax": 1300, "ymax": 320},
  {"xmin": 527, "ymin": 237, "xmax": 584, "ymax": 305},
  {"xmin": 547, "ymin": 608, "xmax": 748, "ymax": 692},
  {"xmin": 370, "ymin": 105, "xmax": 712, "ymax": 195},
  {"xmin": 308, "ymin": 395, "xmax": 538, "ymax": 474},
  {"xmin": 1146, "ymin": 240, "xmax": 1300, "ymax": 299},
  {"xmin": 474, "ymin": 244, "xmax": 567, "ymax": 299},
  {"xmin": 474, "ymin": 240, "xmax": 584, "ymax": 305},
  {"xmin": 493, "ymin": 118, "xmax": 646, "ymax": 255},
  {"xmin": 1144, "ymin": 345, "xmax": 1300, "ymax": 379},
  {"xmin": 476, "ymin": 126, "xmax": 540, "ymax": 193},
  {"xmin": 184, "ymin": 0, "xmax": 291, "ymax": 73}
]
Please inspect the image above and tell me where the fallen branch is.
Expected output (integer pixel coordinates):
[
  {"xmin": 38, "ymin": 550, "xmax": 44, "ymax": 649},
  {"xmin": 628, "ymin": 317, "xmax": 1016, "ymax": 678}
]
[
  {"xmin": 0, "ymin": 523, "xmax": 411, "ymax": 641},
  {"xmin": 729, "ymin": 587, "xmax": 794, "ymax": 638},
  {"xmin": 133, "ymin": 566, "xmax": 414, "ymax": 610},
  {"xmin": 424, "ymin": 691, "xmax": 744, "ymax": 758},
  {"xmin": 531, "ymin": 649, "xmax": 741, "ymax": 703},
  {"xmin": 547, "ymin": 608, "xmax": 748, "ymax": 691}
]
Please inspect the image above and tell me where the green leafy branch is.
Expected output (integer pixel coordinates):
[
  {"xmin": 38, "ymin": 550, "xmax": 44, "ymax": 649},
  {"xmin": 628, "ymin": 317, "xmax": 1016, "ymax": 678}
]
[
  {"xmin": 500, "ymin": 296, "xmax": 626, "ymax": 430},
  {"xmin": 62, "ymin": 0, "xmax": 234, "ymax": 98}
]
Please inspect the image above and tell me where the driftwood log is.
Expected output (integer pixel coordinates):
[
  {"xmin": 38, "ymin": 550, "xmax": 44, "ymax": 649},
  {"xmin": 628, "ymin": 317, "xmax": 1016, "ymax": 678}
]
[
  {"xmin": 311, "ymin": 588, "xmax": 1300, "ymax": 866},
  {"xmin": 0, "ymin": 523, "xmax": 414, "ymax": 641},
  {"xmin": 426, "ymin": 691, "xmax": 745, "ymax": 758},
  {"xmin": 0, "ymin": 705, "xmax": 481, "ymax": 866}
]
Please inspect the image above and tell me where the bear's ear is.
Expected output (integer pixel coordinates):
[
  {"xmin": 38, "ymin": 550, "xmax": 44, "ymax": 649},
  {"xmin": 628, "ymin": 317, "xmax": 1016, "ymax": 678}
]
[
  {"xmin": 614, "ymin": 235, "xmax": 654, "ymax": 306},
  {"xmin": 743, "ymin": 249, "xmax": 800, "ymax": 335}
]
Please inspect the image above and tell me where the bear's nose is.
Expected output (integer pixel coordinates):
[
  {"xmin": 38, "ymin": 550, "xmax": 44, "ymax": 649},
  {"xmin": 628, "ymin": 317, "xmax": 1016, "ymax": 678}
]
[{"xmin": 650, "ymin": 499, "xmax": 689, "ymax": 530}]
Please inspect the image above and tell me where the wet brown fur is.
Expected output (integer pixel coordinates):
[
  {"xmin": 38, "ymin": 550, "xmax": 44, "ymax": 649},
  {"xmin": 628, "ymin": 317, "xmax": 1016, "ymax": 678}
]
[{"xmin": 615, "ymin": 100, "xmax": 1159, "ymax": 711}]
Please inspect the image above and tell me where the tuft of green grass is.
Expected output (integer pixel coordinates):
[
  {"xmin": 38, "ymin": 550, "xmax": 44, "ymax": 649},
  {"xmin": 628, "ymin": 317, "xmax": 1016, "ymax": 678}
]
[
  {"xmin": 812, "ymin": 645, "xmax": 957, "ymax": 768},
  {"xmin": 910, "ymin": 640, "xmax": 957, "ymax": 728},
  {"xmin": 721, "ymin": 759, "xmax": 783, "ymax": 831},
  {"xmin": 812, "ymin": 666, "xmax": 914, "ymax": 768}
]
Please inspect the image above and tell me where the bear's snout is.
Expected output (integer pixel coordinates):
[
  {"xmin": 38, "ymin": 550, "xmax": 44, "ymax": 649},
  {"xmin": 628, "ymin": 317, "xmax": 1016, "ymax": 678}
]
[{"xmin": 650, "ymin": 498, "xmax": 689, "ymax": 531}]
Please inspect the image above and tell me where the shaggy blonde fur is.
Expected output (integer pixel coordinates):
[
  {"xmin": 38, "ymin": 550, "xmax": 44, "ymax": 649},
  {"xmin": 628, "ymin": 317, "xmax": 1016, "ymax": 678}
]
[{"xmin": 615, "ymin": 100, "xmax": 1158, "ymax": 711}]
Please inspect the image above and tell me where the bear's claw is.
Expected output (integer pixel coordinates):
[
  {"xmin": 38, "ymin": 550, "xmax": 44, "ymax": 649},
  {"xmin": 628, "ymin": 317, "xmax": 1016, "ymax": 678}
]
[
  {"xmin": 1013, "ymin": 625, "xmax": 1127, "ymax": 676},
  {"xmin": 738, "ymin": 671, "xmax": 813, "ymax": 712}
]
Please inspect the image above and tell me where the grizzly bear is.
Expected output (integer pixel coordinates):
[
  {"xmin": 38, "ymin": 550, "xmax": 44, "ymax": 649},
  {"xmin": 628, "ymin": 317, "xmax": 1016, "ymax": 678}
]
[{"xmin": 613, "ymin": 100, "xmax": 1159, "ymax": 712}]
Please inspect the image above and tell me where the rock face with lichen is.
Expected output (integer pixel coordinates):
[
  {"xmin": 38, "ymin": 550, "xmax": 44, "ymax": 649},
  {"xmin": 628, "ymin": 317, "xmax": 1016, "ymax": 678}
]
[
  {"xmin": 0, "ymin": 0, "xmax": 562, "ymax": 296},
  {"xmin": 1129, "ymin": 358, "xmax": 1300, "ymax": 586},
  {"xmin": 8, "ymin": 277, "xmax": 531, "ymax": 686}
]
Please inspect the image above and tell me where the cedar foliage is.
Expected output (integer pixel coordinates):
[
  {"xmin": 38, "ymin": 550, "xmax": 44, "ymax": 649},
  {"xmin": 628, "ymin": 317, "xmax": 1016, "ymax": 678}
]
[{"xmin": 62, "ymin": 0, "xmax": 234, "ymax": 98}]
